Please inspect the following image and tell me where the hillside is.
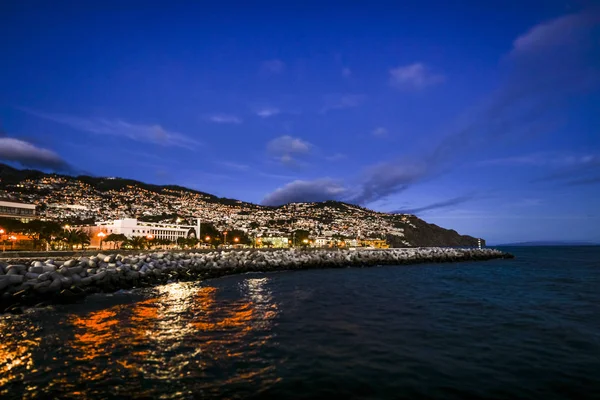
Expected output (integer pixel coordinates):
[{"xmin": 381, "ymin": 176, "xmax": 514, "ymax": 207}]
[{"xmin": 0, "ymin": 163, "xmax": 482, "ymax": 247}]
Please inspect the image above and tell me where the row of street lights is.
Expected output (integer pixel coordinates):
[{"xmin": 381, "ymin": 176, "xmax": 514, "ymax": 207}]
[{"xmin": 0, "ymin": 228, "xmax": 19, "ymax": 252}]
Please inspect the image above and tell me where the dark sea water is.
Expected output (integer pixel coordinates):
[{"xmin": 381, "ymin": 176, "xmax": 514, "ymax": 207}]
[{"xmin": 1, "ymin": 246, "xmax": 600, "ymax": 399}]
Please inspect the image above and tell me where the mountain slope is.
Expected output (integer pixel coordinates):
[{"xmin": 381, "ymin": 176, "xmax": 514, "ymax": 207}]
[{"xmin": 0, "ymin": 163, "xmax": 482, "ymax": 247}]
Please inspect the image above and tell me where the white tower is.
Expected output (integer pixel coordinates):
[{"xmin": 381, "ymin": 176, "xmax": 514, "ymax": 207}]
[{"xmin": 195, "ymin": 218, "xmax": 201, "ymax": 239}]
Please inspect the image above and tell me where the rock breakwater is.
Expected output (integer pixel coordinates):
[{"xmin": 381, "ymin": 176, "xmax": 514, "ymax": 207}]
[{"xmin": 0, "ymin": 247, "xmax": 513, "ymax": 312}]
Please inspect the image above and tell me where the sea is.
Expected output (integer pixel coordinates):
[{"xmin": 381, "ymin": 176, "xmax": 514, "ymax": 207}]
[{"xmin": 1, "ymin": 246, "xmax": 599, "ymax": 399}]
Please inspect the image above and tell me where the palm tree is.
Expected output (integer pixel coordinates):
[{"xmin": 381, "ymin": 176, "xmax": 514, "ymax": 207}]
[
  {"xmin": 177, "ymin": 237, "xmax": 188, "ymax": 248},
  {"xmin": 104, "ymin": 233, "xmax": 119, "ymax": 249},
  {"xmin": 61, "ymin": 229, "xmax": 90, "ymax": 250},
  {"xmin": 126, "ymin": 236, "xmax": 147, "ymax": 250},
  {"xmin": 159, "ymin": 238, "xmax": 173, "ymax": 250},
  {"xmin": 78, "ymin": 230, "xmax": 91, "ymax": 250}
]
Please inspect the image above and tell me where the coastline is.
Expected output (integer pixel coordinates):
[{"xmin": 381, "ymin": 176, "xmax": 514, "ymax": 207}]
[{"xmin": 0, "ymin": 247, "xmax": 514, "ymax": 313}]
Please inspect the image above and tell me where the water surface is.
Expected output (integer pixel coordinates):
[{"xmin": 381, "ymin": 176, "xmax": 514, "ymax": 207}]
[{"xmin": 1, "ymin": 246, "xmax": 599, "ymax": 399}]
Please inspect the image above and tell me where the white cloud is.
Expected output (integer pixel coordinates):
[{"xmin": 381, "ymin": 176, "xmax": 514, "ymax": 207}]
[
  {"xmin": 480, "ymin": 152, "xmax": 597, "ymax": 167},
  {"xmin": 23, "ymin": 110, "xmax": 199, "ymax": 148},
  {"xmin": 321, "ymin": 94, "xmax": 365, "ymax": 113},
  {"xmin": 256, "ymin": 107, "xmax": 280, "ymax": 118},
  {"xmin": 267, "ymin": 135, "xmax": 312, "ymax": 166},
  {"xmin": 389, "ymin": 63, "xmax": 444, "ymax": 89},
  {"xmin": 262, "ymin": 179, "xmax": 347, "ymax": 206},
  {"xmin": 261, "ymin": 59, "xmax": 285, "ymax": 74},
  {"xmin": 0, "ymin": 137, "xmax": 69, "ymax": 170},
  {"xmin": 511, "ymin": 12, "xmax": 597, "ymax": 56},
  {"xmin": 371, "ymin": 127, "xmax": 388, "ymax": 137},
  {"xmin": 207, "ymin": 114, "xmax": 243, "ymax": 124}
]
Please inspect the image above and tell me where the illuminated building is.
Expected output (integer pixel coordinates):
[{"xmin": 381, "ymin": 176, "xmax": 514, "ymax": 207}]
[{"xmin": 0, "ymin": 200, "xmax": 36, "ymax": 221}]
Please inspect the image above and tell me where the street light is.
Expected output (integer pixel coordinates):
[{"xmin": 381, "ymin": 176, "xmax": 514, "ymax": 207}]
[
  {"xmin": 9, "ymin": 235, "xmax": 17, "ymax": 250},
  {"xmin": 223, "ymin": 231, "xmax": 228, "ymax": 247},
  {"xmin": 234, "ymin": 237, "xmax": 239, "ymax": 244},
  {"xmin": 97, "ymin": 231, "xmax": 106, "ymax": 250},
  {"xmin": 146, "ymin": 234, "xmax": 154, "ymax": 249},
  {"xmin": 63, "ymin": 225, "xmax": 70, "ymax": 230}
]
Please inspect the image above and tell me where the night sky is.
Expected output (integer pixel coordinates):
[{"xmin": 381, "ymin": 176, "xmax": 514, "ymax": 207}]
[{"xmin": 1, "ymin": 1, "xmax": 599, "ymax": 244}]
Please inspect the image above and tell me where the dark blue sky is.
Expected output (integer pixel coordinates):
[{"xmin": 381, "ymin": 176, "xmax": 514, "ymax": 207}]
[{"xmin": 1, "ymin": 0, "xmax": 599, "ymax": 244}]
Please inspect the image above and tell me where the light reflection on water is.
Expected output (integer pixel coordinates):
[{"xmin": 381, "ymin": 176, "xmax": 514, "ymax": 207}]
[
  {"xmin": 2, "ymin": 250, "xmax": 600, "ymax": 399},
  {"xmin": 0, "ymin": 278, "xmax": 280, "ymax": 399}
]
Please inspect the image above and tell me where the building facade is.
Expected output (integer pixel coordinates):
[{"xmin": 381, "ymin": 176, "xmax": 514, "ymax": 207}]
[
  {"xmin": 257, "ymin": 236, "xmax": 289, "ymax": 248},
  {"xmin": 0, "ymin": 200, "xmax": 36, "ymax": 221},
  {"xmin": 79, "ymin": 218, "xmax": 201, "ymax": 248}
]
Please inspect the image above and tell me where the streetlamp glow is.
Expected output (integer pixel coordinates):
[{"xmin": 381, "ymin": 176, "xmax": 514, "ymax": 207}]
[
  {"xmin": 205, "ymin": 235, "xmax": 211, "ymax": 241},
  {"xmin": 9, "ymin": 235, "xmax": 17, "ymax": 250},
  {"xmin": 97, "ymin": 231, "xmax": 106, "ymax": 250},
  {"xmin": 0, "ymin": 228, "xmax": 5, "ymax": 252},
  {"xmin": 234, "ymin": 237, "xmax": 239, "ymax": 243}
]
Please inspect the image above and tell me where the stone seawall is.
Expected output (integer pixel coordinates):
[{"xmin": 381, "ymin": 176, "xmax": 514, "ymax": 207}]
[{"xmin": 0, "ymin": 247, "xmax": 513, "ymax": 313}]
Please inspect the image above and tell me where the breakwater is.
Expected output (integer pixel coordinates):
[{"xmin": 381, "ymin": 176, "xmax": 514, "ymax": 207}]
[{"xmin": 0, "ymin": 247, "xmax": 513, "ymax": 312}]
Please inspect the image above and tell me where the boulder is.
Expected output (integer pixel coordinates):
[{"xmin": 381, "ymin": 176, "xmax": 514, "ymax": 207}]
[
  {"xmin": 7, "ymin": 265, "xmax": 27, "ymax": 275},
  {"xmin": 29, "ymin": 266, "xmax": 45, "ymax": 274}
]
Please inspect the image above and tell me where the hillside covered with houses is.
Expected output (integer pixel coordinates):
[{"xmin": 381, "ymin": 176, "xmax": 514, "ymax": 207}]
[{"xmin": 0, "ymin": 163, "xmax": 482, "ymax": 249}]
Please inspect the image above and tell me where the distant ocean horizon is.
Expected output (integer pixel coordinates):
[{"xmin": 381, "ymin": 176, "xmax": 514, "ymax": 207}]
[
  {"xmin": 492, "ymin": 241, "xmax": 600, "ymax": 247},
  {"xmin": 1, "ymin": 245, "xmax": 599, "ymax": 399}
]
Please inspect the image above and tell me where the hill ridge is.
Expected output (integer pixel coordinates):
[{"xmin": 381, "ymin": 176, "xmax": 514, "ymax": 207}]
[{"xmin": 0, "ymin": 163, "xmax": 483, "ymax": 247}]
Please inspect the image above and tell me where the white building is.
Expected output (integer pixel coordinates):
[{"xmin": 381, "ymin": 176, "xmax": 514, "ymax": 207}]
[
  {"xmin": 258, "ymin": 236, "xmax": 289, "ymax": 248},
  {"xmin": 314, "ymin": 237, "xmax": 331, "ymax": 247},
  {"xmin": 0, "ymin": 200, "xmax": 36, "ymax": 220},
  {"xmin": 82, "ymin": 218, "xmax": 201, "ymax": 242}
]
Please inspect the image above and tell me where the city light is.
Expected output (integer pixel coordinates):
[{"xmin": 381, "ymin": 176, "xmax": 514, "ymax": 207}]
[
  {"xmin": 205, "ymin": 236, "xmax": 211, "ymax": 241},
  {"xmin": 0, "ymin": 228, "xmax": 5, "ymax": 252},
  {"xmin": 97, "ymin": 231, "xmax": 106, "ymax": 250},
  {"xmin": 234, "ymin": 237, "xmax": 239, "ymax": 243}
]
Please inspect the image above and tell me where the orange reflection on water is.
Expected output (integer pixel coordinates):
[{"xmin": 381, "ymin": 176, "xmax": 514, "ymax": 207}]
[
  {"xmin": 70, "ymin": 308, "xmax": 119, "ymax": 362},
  {"xmin": 58, "ymin": 280, "xmax": 279, "ymax": 397},
  {"xmin": 0, "ymin": 319, "xmax": 41, "ymax": 392}
]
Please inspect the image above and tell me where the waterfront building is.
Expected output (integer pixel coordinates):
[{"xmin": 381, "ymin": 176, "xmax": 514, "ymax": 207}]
[
  {"xmin": 345, "ymin": 238, "xmax": 359, "ymax": 247},
  {"xmin": 0, "ymin": 200, "xmax": 37, "ymax": 222},
  {"xmin": 257, "ymin": 236, "xmax": 289, "ymax": 248},
  {"xmin": 360, "ymin": 239, "xmax": 390, "ymax": 249},
  {"xmin": 313, "ymin": 237, "xmax": 331, "ymax": 247},
  {"xmin": 78, "ymin": 218, "xmax": 201, "ymax": 248}
]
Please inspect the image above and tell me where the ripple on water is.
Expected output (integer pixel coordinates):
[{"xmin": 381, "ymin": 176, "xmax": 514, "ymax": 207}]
[
  {"xmin": 1, "ymin": 248, "xmax": 600, "ymax": 399},
  {"xmin": 0, "ymin": 279, "xmax": 281, "ymax": 399}
]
